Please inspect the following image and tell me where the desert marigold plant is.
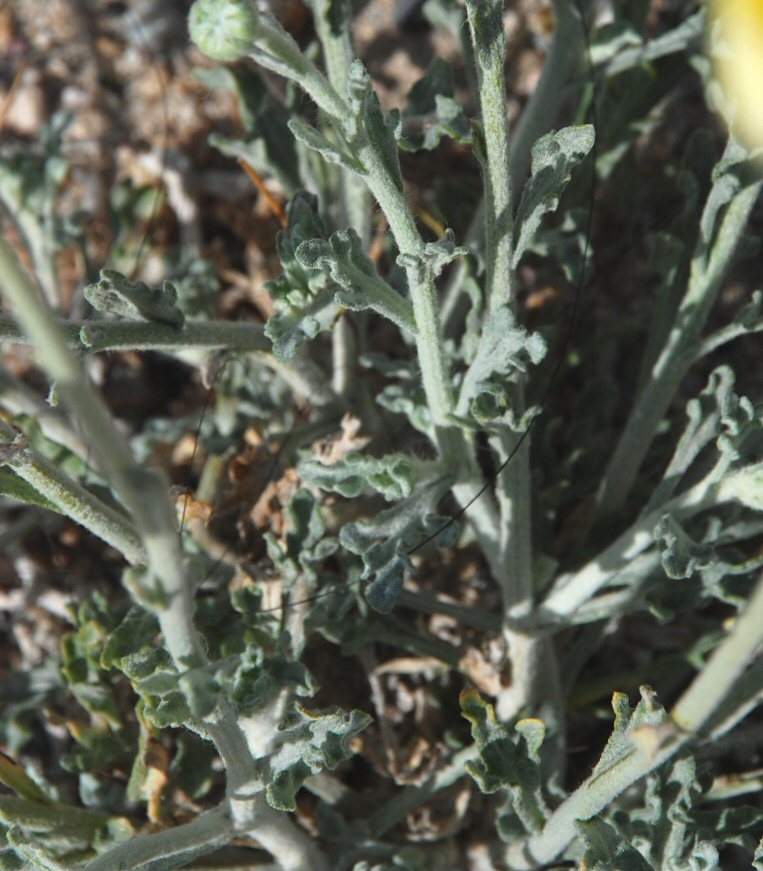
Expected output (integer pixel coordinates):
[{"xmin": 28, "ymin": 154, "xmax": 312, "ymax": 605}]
[{"xmin": 0, "ymin": 0, "xmax": 762, "ymax": 869}]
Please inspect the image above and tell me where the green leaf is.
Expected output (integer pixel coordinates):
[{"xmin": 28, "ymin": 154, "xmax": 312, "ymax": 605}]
[
  {"xmin": 754, "ymin": 835, "xmax": 763, "ymax": 870},
  {"xmin": 464, "ymin": 0, "xmax": 504, "ymax": 70},
  {"xmin": 345, "ymin": 60, "xmax": 403, "ymax": 189},
  {"xmin": 593, "ymin": 687, "xmax": 669, "ymax": 780},
  {"xmin": 460, "ymin": 689, "xmax": 549, "ymax": 836},
  {"xmin": 717, "ymin": 386, "xmax": 761, "ymax": 463},
  {"xmin": 646, "ymin": 366, "xmax": 738, "ymax": 510},
  {"xmin": 122, "ymin": 566, "xmax": 170, "ymax": 612},
  {"xmin": 178, "ymin": 668, "xmax": 221, "ymax": 720},
  {"xmin": 0, "ymin": 467, "xmax": 57, "ymax": 512},
  {"xmin": 375, "ymin": 383, "xmax": 433, "ymax": 437},
  {"xmin": 456, "ymin": 305, "xmax": 546, "ymax": 423},
  {"xmin": 397, "ymin": 229, "xmax": 467, "ymax": 284},
  {"xmin": 265, "ymin": 489, "xmax": 337, "ymax": 591},
  {"xmin": 231, "ymin": 643, "xmax": 315, "ymax": 715},
  {"xmin": 296, "ymin": 230, "xmax": 416, "ymax": 333},
  {"xmin": 577, "ymin": 817, "xmax": 654, "ymax": 871},
  {"xmin": 722, "ymin": 462, "xmax": 763, "ymax": 512},
  {"xmin": 513, "ymin": 125, "xmax": 595, "ymax": 268},
  {"xmin": 304, "ymin": 0, "xmax": 350, "ymax": 36},
  {"xmin": 0, "ymin": 755, "xmax": 52, "ymax": 806},
  {"xmin": 654, "ymin": 515, "xmax": 715, "ymax": 580},
  {"xmin": 300, "ymin": 452, "xmax": 415, "ymax": 501},
  {"xmin": 264, "ymin": 192, "xmax": 337, "ymax": 361},
  {"xmin": 198, "ymin": 64, "xmax": 300, "ymax": 192},
  {"xmin": 262, "ymin": 704, "xmax": 372, "ymax": 811},
  {"xmin": 339, "ymin": 477, "xmax": 456, "ymax": 613},
  {"xmin": 170, "ymin": 733, "xmax": 217, "ymax": 801},
  {"xmin": 84, "ymin": 270, "xmax": 185, "ymax": 328},
  {"xmin": 101, "ymin": 608, "xmax": 159, "ymax": 670},
  {"xmin": 288, "ymin": 120, "xmax": 364, "ymax": 174}
]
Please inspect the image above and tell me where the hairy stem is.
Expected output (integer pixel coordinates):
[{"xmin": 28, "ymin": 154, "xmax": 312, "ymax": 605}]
[
  {"xmin": 0, "ymin": 314, "xmax": 269, "ymax": 353},
  {"xmin": 0, "ymin": 418, "xmax": 144, "ymax": 564}
]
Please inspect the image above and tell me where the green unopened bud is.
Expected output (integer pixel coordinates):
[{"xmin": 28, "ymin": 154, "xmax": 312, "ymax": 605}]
[{"xmin": 188, "ymin": 0, "xmax": 259, "ymax": 62}]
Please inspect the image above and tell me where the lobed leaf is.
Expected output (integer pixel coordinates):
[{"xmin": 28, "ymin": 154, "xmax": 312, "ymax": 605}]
[
  {"xmin": 262, "ymin": 704, "xmax": 372, "ymax": 811},
  {"xmin": 460, "ymin": 689, "xmax": 550, "ymax": 837},
  {"xmin": 300, "ymin": 452, "xmax": 415, "ymax": 501},
  {"xmin": 513, "ymin": 125, "xmax": 595, "ymax": 268},
  {"xmin": 84, "ymin": 270, "xmax": 185, "ymax": 329}
]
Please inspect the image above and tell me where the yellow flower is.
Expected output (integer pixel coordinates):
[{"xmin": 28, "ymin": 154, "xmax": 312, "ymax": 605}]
[{"xmin": 710, "ymin": 0, "xmax": 763, "ymax": 151}]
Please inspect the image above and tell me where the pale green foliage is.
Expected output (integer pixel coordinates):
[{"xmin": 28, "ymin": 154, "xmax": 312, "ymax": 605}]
[{"xmin": 0, "ymin": 0, "xmax": 762, "ymax": 869}]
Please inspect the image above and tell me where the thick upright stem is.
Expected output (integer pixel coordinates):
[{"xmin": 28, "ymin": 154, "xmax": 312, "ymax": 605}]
[
  {"xmin": 466, "ymin": 0, "xmax": 515, "ymax": 310},
  {"xmin": 466, "ymin": 0, "xmax": 549, "ymax": 726}
]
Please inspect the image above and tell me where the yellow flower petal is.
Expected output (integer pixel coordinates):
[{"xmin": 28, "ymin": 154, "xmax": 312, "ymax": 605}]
[{"xmin": 710, "ymin": 0, "xmax": 763, "ymax": 151}]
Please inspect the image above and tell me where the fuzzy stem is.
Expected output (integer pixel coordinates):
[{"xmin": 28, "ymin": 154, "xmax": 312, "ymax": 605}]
[
  {"xmin": 84, "ymin": 804, "xmax": 232, "ymax": 871},
  {"xmin": 465, "ymin": 0, "xmax": 515, "ymax": 310},
  {"xmin": 0, "ymin": 418, "xmax": 145, "ymax": 564},
  {"xmin": 466, "ymin": 0, "xmax": 551, "ymax": 727},
  {"xmin": 0, "ymin": 314, "xmax": 269, "ymax": 353},
  {"xmin": 311, "ymin": 0, "xmax": 371, "ymax": 403},
  {"xmin": 672, "ymin": 572, "xmax": 763, "ymax": 735}
]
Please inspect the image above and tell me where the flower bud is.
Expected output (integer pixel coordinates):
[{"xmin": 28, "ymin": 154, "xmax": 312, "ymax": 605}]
[{"xmin": 188, "ymin": 0, "xmax": 259, "ymax": 62}]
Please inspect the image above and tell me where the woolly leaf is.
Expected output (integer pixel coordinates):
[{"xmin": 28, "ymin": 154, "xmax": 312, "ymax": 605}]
[
  {"xmin": 198, "ymin": 64, "xmax": 299, "ymax": 192},
  {"xmin": 340, "ymin": 478, "xmax": 456, "ymax": 612},
  {"xmin": 0, "ymin": 468, "xmax": 57, "ymax": 513},
  {"xmin": 593, "ymin": 687, "xmax": 669, "ymax": 780},
  {"xmin": 654, "ymin": 515, "xmax": 715, "ymax": 580},
  {"xmin": 513, "ymin": 125, "xmax": 595, "ymax": 268},
  {"xmin": 457, "ymin": 305, "xmax": 546, "ymax": 423},
  {"xmin": 364, "ymin": 554, "xmax": 409, "ymax": 614},
  {"xmin": 721, "ymin": 462, "xmax": 763, "ymax": 512},
  {"xmin": 101, "ymin": 608, "xmax": 159, "ymax": 670},
  {"xmin": 288, "ymin": 119, "xmax": 363, "ymax": 174},
  {"xmin": 345, "ymin": 61, "xmax": 403, "ymax": 189},
  {"xmin": 300, "ymin": 452, "xmax": 414, "ymax": 501},
  {"xmin": 717, "ymin": 386, "xmax": 761, "ymax": 463},
  {"xmin": 84, "ymin": 270, "xmax": 184, "ymax": 328},
  {"xmin": 264, "ymin": 192, "xmax": 336, "ymax": 360},
  {"xmin": 262, "ymin": 704, "xmax": 372, "ymax": 811},
  {"xmin": 646, "ymin": 366, "xmax": 737, "ymax": 510},
  {"xmin": 296, "ymin": 230, "xmax": 416, "ymax": 333},
  {"xmin": 460, "ymin": 689, "xmax": 549, "ymax": 836},
  {"xmin": 577, "ymin": 817, "xmax": 654, "ymax": 871}
]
